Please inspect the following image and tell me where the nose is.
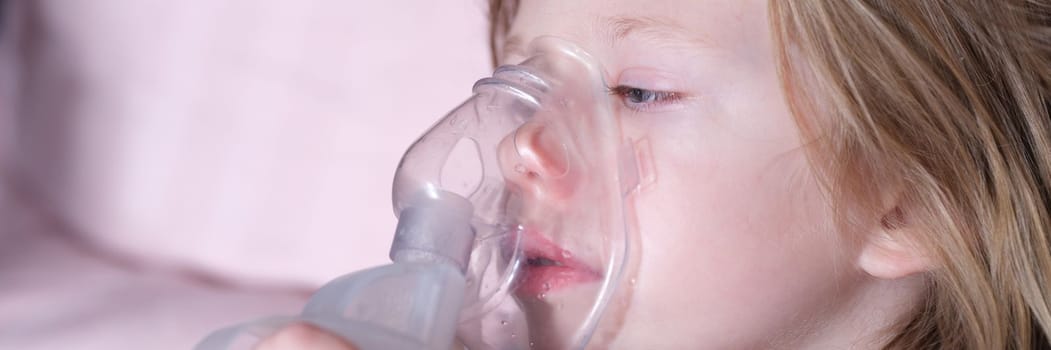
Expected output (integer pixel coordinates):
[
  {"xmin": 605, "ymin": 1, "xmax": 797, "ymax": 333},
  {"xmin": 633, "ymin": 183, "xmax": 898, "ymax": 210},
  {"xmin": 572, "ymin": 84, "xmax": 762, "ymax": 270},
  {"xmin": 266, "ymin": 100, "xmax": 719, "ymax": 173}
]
[{"xmin": 497, "ymin": 121, "xmax": 574, "ymax": 198}]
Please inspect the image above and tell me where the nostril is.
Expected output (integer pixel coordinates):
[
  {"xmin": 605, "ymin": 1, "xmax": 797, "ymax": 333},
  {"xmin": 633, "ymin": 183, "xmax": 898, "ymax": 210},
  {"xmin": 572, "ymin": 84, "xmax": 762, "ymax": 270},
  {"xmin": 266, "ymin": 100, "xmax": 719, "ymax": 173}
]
[
  {"xmin": 512, "ymin": 164, "xmax": 541, "ymax": 179},
  {"xmin": 510, "ymin": 163, "xmax": 542, "ymax": 183}
]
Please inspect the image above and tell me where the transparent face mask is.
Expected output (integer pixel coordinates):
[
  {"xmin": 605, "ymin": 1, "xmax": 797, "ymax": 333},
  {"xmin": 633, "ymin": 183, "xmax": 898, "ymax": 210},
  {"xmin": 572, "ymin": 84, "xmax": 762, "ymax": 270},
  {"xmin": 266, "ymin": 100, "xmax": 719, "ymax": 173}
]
[{"xmin": 393, "ymin": 37, "xmax": 642, "ymax": 349}]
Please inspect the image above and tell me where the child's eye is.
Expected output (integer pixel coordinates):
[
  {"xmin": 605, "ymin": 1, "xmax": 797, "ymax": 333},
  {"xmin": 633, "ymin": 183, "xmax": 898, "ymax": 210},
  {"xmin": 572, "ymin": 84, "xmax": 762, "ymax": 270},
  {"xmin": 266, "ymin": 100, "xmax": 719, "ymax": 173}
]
[{"xmin": 609, "ymin": 85, "xmax": 682, "ymax": 112}]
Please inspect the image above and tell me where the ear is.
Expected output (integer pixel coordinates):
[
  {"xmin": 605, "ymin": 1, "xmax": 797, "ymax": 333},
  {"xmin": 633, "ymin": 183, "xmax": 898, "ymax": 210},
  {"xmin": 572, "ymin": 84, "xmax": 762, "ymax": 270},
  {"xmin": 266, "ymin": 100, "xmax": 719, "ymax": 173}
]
[{"xmin": 857, "ymin": 207, "xmax": 933, "ymax": 279}]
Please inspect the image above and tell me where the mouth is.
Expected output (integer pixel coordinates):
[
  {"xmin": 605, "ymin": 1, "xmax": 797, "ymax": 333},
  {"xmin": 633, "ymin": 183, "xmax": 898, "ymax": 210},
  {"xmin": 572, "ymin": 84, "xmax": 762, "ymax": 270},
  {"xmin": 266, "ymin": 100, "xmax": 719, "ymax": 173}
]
[{"xmin": 513, "ymin": 229, "xmax": 602, "ymax": 297}]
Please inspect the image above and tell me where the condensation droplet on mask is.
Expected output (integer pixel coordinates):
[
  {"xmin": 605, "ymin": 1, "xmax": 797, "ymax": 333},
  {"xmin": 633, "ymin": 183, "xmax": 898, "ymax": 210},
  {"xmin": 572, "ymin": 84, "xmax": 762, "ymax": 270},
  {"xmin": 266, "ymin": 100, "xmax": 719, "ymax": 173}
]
[
  {"xmin": 561, "ymin": 250, "xmax": 572, "ymax": 259},
  {"xmin": 542, "ymin": 282, "xmax": 550, "ymax": 291},
  {"xmin": 537, "ymin": 293, "xmax": 546, "ymax": 300},
  {"xmin": 514, "ymin": 164, "xmax": 527, "ymax": 174},
  {"xmin": 501, "ymin": 320, "xmax": 508, "ymax": 326},
  {"xmin": 449, "ymin": 115, "xmax": 465, "ymax": 128},
  {"xmin": 629, "ymin": 278, "xmax": 637, "ymax": 286},
  {"xmin": 559, "ymin": 98, "xmax": 573, "ymax": 108}
]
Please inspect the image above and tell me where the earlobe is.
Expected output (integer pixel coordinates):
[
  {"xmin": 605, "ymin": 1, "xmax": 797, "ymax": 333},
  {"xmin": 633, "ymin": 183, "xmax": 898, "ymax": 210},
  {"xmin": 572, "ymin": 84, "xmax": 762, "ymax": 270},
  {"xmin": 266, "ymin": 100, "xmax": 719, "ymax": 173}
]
[{"xmin": 858, "ymin": 209, "xmax": 933, "ymax": 279}]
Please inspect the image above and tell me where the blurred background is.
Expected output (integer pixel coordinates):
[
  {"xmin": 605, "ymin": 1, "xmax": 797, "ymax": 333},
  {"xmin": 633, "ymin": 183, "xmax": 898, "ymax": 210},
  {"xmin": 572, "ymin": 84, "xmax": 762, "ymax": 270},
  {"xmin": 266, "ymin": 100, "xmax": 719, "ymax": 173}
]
[{"xmin": 0, "ymin": 1, "xmax": 491, "ymax": 348}]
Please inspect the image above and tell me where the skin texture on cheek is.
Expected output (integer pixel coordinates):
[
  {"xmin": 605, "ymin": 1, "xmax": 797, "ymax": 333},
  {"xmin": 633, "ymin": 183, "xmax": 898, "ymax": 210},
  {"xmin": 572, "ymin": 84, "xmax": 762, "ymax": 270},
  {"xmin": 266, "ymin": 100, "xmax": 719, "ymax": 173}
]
[{"xmin": 616, "ymin": 129, "xmax": 850, "ymax": 348}]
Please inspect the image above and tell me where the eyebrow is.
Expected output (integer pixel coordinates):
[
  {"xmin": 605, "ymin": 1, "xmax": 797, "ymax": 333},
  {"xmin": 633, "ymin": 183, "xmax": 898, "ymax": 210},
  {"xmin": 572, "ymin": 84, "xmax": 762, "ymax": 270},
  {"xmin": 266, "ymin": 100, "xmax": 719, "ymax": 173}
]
[
  {"xmin": 607, "ymin": 16, "xmax": 694, "ymax": 45},
  {"xmin": 500, "ymin": 15, "xmax": 715, "ymax": 63}
]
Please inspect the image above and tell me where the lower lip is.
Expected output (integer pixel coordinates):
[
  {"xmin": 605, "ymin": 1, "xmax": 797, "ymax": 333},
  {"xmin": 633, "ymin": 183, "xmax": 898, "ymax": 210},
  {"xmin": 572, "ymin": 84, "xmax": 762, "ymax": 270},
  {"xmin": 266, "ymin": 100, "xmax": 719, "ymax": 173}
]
[{"xmin": 516, "ymin": 262, "xmax": 602, "ymax": 297}]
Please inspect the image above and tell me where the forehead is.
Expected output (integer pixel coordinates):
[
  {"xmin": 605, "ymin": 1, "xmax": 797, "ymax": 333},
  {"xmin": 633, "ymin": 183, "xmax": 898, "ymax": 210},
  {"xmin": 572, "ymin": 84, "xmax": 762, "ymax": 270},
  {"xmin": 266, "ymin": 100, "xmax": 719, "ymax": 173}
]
[{"xmin": 502, "ymin": 0, "xmax": 768, "ymax": 61}]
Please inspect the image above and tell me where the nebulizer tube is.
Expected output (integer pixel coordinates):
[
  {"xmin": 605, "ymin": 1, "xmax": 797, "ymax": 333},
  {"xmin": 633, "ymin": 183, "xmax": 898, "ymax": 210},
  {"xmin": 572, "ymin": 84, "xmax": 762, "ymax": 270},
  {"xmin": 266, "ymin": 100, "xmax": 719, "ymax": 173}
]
[{"xmin": 196, "ymin": 37, "xmax": 642, "ymax": 350}]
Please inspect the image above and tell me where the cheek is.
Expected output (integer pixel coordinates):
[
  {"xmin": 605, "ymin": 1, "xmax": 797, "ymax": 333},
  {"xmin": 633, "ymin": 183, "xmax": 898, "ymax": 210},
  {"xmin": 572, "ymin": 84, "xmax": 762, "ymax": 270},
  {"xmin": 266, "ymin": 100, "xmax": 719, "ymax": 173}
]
[{"xmin": 615, "ymin": 120, "xmax": 860, "ymax": 346}]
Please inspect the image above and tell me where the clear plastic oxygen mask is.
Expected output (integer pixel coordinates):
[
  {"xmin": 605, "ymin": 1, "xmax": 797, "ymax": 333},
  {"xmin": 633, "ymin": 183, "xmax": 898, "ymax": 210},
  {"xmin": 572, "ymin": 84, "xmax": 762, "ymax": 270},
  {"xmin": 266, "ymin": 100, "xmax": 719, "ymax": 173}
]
[
  {"xmin": 197, "ymin": 37, "xmax": 643, "ymax": 350},
  {"xmin": 398, "ymin": 36, "xmax": 640, "ymax": 349}
]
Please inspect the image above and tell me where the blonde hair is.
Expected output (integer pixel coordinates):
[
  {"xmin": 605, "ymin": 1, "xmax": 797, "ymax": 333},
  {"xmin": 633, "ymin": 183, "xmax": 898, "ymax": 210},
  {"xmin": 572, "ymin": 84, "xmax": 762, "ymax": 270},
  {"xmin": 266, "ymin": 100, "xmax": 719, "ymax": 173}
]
[
  {"xmin": 771, "ymin": 1, "xmax": 1051, "ymax": 348},
  {"xmin": 490, "ymin": 0, "xmax": 1051, "ymax": 348}
]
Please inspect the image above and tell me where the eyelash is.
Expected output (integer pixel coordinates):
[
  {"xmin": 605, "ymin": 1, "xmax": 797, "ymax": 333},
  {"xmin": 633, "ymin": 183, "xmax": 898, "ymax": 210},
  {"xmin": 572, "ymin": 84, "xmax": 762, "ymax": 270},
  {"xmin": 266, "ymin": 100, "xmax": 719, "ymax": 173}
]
[{"xmin": 608, "ymin": 85, "xmax": 682, "ymax": 112}]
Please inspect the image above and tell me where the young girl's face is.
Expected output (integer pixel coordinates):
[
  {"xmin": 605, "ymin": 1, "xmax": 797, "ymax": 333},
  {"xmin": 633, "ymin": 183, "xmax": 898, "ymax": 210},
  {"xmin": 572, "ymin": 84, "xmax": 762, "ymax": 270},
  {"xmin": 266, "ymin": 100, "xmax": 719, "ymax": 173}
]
[{"xmin": 500, "ymin": 0, "xmax": 879, "ymax": 348}]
